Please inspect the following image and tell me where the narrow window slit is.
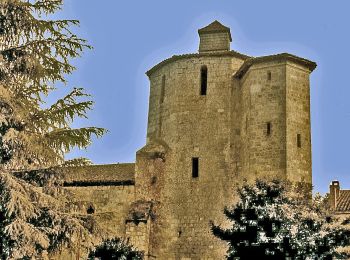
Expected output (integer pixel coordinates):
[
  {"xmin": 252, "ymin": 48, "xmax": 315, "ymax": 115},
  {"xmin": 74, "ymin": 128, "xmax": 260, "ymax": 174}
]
[
  {"xmin": 266, "ymin": 122, "xmax": 271, "ymax": 136},
  {"xmin": 192, "ymin": 157, "xmax": 199, "ymax": 178},
  {"xmin": 297, "ymin": 134, "xmax": 301, "ymax": 148},
  {"xmin": 200, "ymin": 66, "xmax": 207, "ymax": 95},
  {"xmin": 267, "ymin": 71, "xmax": 271, "ymax": 80}
]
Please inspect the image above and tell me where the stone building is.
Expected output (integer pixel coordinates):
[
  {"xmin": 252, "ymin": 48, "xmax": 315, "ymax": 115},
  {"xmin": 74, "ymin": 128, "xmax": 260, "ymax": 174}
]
[
  {"xmin": 65, "ymin": 20, "xmax": 316, "ymax": 259},
  {"xmin": 329, "ymin": 180, "xmax": 350, "ymax": 214}
]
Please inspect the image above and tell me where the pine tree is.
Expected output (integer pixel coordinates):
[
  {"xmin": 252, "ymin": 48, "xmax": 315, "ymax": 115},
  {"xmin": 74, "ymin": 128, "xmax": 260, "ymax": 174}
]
[
  {"xmin": 88, "ymin": 238, "xmax": 144, "ymax": 260},
  {"xmin": 0, "ymin": 0, "xmax": 107, "ymax": 258},
  {"xmin": 211, "ymin": 180, "xmax": 350, "ymax": 259}
]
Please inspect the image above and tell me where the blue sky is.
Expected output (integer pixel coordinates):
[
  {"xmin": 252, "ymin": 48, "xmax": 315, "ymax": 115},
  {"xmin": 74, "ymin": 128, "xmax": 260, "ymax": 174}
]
[{"xmin": 54, "ymin": 1, "xmax": 350, "ymax": 194}]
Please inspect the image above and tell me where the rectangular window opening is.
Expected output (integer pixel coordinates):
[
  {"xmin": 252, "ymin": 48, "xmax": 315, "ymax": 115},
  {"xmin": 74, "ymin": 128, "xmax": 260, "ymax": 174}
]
[
  {"xmin": 297, "ymin": 134, "xmax": 301, "ymax": 148},
  {"xmin": 192, "ymin": 157, "xmax": 199, "ymax": 178},
  {"xmin": 266, "ymin": 122, "xmax": 271, "ymax": 136},
  {"xmin": 267, "ymin": 71, "xmax": 272, "ymax": 81}
]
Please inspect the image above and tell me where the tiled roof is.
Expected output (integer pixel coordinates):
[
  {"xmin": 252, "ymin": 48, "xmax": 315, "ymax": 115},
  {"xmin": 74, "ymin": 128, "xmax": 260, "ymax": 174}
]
[
  {"xmin": 198, "ymin": 20, "xmax": 232, "ymax": 41},
  {"xmin": 336, "ymin": 190, "xmax": 350, "ymax": 212},
  {"xmin": 234, "ymin": 53, "xmax": 317, "ymax": 79},
  {"xmin": 62, "ymin": 163, "xmax": 135, "ymax": 186}
]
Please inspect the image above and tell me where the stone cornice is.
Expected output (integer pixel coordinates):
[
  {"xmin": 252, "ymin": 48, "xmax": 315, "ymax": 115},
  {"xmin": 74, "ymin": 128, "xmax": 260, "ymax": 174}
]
[{"xmin": 146, "ymin": 50, "xmax": 250, "ymax": 77}]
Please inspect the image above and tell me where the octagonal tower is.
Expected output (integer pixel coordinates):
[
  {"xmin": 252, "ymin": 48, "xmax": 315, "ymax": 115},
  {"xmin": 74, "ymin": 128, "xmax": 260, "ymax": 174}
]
[{"xmin": 134, "ymin": 21, "xmax": 316, "ymax": 259}]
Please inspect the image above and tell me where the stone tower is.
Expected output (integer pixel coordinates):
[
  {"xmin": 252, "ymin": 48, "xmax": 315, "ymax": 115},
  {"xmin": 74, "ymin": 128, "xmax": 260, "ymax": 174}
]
[
  {"xmin": 62, "ymin": 20, "xmax": 316, "ymax": 260},
  {"xmin": 132, "ymin": 20, "xmax": 317, "ymax": 259}
]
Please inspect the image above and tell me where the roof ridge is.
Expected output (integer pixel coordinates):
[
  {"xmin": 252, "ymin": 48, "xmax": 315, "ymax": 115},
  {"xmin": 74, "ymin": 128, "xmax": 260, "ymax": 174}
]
[{"xmin": 65, "ymin": 162, "xmax": 135, "ymax": 168}]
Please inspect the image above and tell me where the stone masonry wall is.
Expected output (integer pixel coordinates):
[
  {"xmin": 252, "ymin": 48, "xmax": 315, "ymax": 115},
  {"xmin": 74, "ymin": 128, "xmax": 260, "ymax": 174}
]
[
  {"xmin": 61, "ymin": 56, "xmax": 313, "ymax": 260},
  {"xmin": 125, "ymin": 220, "xmax": 152, "ymax": 259},
  {"xmin": 286, "ymin": 62, "xmax": 312, "ymax": 184},
  {"xmin": 199, "ymin": 32, "xmax": 231, "ymax": 53},
  {"xmin": 66, "ymin": 185, "xmax": 135, "ymax": 238},
  {"xmin": 146, "ymin": 54, "xmax": 246, "ymax": 259},
  {"xmin": 61, "ymin": 164, "xmax": 136, "ymax": 248},
  {"xmin": 239, "ymin": 61, "xmax": 287, "ymax": 182}
]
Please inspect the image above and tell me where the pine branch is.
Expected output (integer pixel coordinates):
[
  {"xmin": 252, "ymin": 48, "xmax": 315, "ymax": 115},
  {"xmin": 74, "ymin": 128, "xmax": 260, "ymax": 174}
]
[
  {"xmin": 45, "ymin": 127, "xmax": 107, "ymax": 152},
  {"xmin": 62, "ymin": 157, "xmax": 92, "ymax": 167},
  {"xmin": 0, "ymin": 1, "xmax": 107, "ymax": 258},
  {"xmin": 32, "ymin": 88, "xmax": 94, "ymax": 128}
]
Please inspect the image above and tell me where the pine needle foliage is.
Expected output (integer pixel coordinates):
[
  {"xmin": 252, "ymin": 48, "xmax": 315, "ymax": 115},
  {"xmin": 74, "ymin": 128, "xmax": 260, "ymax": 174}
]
[
  {"xmin": 0, "ymin": 0, "xmax": 107, "ymax": 170},
  {"xmin": 211, "ymin": 180, "xmax": 350, "ymax": 259},
  {"xmin": 0, "ymin": 0, "xmax": 107, "ymax": 258}
]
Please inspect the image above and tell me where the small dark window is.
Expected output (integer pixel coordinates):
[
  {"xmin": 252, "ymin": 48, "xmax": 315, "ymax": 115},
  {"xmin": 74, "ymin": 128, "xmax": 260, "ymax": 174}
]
[
  {"xmin": 267, "ymin": 71, "xmax": 271, "ymax": 80},
  {"xmin": 150, "ymin": 176, "xmax": 157, "ymax": 185},
  {"xmin": 160, "ymin": 75, "xmax": 165, "ymax": 104},
  {"xmin": 192, "ymin": 157, "xmax": 199, "ymax": 178},
  {"xmin": 200, "ymin": 66, "xmax": 207, "ymax": 95},
  {"xmin": 245, "ymin": 116, "xmax": 248, "ymax": 132},
  {"xmin": 297, "ymin": 134, "xmax": 301, "ymax": 148},
  {"xmin": 87, "ymin": 205, "xmax": 95, "ymax": 214},
  {"xmin": 266, "ymin": 122, "xmax": 271, "ymax": 136}
]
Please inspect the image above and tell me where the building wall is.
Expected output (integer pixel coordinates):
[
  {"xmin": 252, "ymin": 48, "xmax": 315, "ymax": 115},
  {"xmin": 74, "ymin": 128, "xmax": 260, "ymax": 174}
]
[
  {"xmin": 237, "ymin": 60, "xmax": 312, "ymax": 185},
  {"xmin": 63, "ymin": 55, "xmax": 313, "ymax": 260},
  {"xmin": 198, "ymin": 32, "xmax": 231, "ymax": 53},
  {"xmin": 143, "ymin": 53, "xmax": 314, "ymax": 259},
  {"xmin": 286, "ymin": 62, "xmax": 312, "ymax": 183},
  {"xmin": 66, "ymin": 185, "xmax": 135, "ymax": 238},
  {"xmin": 145, "ymin": 54, "xmax": 245, "ymax": 259},
  {"xmin": 60, "ymin": 163, "xmax": 136, "ymax": 256},
  {"xmin": 239, "ymin": 61, "xmax": 287, "ymax": 182}
]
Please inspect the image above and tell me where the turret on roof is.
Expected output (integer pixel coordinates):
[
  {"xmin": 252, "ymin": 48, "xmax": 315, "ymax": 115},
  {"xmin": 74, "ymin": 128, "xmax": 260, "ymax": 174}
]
[
  {"xmin": 198, "ymin": 20, "xmax": 232, "ymax": 53},
  {"xmin": 198, "ymin": 20, "xmax": 232, "ymax": 41}
]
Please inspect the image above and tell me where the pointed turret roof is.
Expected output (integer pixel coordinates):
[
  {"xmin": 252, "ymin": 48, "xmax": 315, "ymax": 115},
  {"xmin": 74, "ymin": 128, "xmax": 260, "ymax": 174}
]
[{"xmin": 198, "ymin": 20, "xmax": 232, "ymax": 41}]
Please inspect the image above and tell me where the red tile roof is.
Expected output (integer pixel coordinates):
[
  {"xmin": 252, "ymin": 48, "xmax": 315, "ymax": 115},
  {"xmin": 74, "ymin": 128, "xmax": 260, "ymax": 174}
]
[{"xmin": 336, "ymin": 190, "xmax": 350, "ymax": 212}]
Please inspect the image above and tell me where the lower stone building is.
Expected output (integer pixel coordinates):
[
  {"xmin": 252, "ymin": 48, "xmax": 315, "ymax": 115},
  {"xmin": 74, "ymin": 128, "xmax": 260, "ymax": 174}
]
[
  {"xmin": 64, "ymin": 20, "xmax": 317, "ymax": 259},
  {"xmin": 329, "ymin": 180, "xmax": 350, "ymax": 215}
]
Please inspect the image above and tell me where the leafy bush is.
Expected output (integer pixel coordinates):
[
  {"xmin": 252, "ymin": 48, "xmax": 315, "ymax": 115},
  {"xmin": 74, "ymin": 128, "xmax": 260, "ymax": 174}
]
[
  {"xmin": 211, "ymin": 180, "xmax": 350, "ymax": 259},
  {"xmin": 88, "ymin": 238, "xmax": 143, "ymax": 260}
]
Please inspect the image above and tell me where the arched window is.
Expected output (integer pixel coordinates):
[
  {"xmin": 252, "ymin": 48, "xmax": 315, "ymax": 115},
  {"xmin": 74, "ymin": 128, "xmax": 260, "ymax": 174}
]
[{"xmin": 200, "ymin": 66, "xmax": 207, "ymax": 95}]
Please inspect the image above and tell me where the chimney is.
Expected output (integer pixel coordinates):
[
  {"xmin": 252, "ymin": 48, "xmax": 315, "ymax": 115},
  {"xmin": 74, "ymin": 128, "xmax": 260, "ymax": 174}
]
[
  {"xmin": 329, "ymin": 180, "xmax": 340, "ymax": 210},
  {"xmin": 198, "ymin": 20, "xmax": 232, "ymax": 53}
]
